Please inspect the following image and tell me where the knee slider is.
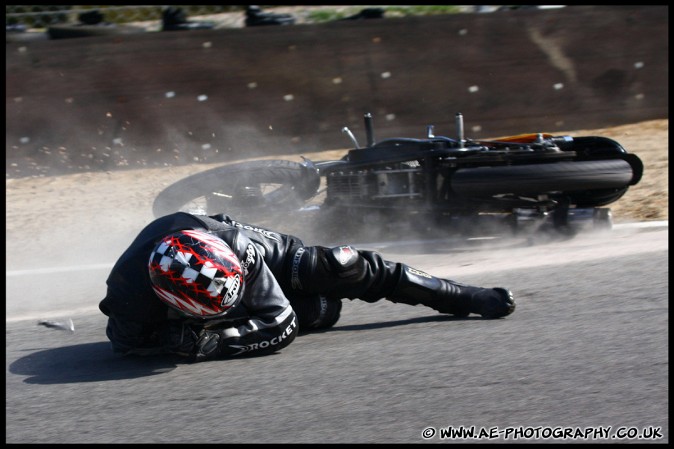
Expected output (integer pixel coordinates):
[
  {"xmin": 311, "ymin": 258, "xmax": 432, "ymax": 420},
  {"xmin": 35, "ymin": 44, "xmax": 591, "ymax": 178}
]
[
  {"xmin": 325, "ymin": 245, "xmax": 362, "ymax": 278},
  {"xmin": 291, "ymin": 245, "xmax": 365, "ymax": 292},
  {"xmin": 290, "ymin": 245, "xmax": 372, "ymax": 300}
]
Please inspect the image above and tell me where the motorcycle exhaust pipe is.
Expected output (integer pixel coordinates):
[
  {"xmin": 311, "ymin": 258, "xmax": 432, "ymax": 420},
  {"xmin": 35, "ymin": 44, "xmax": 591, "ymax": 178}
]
[{"xmin": 450, "ymin": 160, "xmax": 635, "ymax": 196}]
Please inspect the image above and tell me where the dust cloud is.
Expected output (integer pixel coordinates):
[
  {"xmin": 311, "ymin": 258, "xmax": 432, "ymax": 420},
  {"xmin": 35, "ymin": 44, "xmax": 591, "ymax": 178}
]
[{"xmin": 5, "ymin": 119, "xmax": 667, "ymax": 321}]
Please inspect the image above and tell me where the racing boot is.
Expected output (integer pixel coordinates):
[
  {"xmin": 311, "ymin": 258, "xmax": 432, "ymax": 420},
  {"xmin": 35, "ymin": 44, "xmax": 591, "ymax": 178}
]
[{"xmin": 387, "ymin": 265, "xmax": 516, "ymax": 318}]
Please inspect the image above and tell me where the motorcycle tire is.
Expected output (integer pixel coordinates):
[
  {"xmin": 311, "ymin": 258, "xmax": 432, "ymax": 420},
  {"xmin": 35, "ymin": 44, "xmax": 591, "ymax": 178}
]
[
  {"xmin": 450, "ymin": 159, "xmax": 635, "ymax": 198},
  {"xmin": 152, "ymin": 160, "xmax": 319, "ymax": 221}
]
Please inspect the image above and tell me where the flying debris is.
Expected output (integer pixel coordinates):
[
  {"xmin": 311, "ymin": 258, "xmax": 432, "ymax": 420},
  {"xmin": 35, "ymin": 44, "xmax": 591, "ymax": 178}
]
[{"xmin": 38, "ymin": 318, "xmax": 75, "ymax": 332}]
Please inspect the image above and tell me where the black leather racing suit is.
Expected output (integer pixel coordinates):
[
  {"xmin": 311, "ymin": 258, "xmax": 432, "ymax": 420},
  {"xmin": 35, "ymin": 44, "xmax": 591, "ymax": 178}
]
[{"xmin": 99, "ymin": 212, "xmax": 403, "ymax": 362}]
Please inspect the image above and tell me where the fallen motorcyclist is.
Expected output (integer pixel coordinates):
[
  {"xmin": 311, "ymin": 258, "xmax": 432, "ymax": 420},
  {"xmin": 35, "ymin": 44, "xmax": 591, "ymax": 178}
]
[{"xmin": 99, "ymin": 211, "xmax": 515, "ymax": 362}]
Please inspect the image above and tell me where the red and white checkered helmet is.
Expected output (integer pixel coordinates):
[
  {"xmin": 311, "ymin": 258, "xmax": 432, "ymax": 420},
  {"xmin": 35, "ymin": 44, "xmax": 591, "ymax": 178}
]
[{"xmin": 148, "ymin": 229, "xmax": 245, "ymax": 318}]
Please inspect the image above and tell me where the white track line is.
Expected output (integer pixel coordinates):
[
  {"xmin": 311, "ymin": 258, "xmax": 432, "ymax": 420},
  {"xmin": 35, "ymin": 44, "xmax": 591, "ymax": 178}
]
[{"xmin": 6, "ymin": 263, "xmax": 114, "ymax": 277}]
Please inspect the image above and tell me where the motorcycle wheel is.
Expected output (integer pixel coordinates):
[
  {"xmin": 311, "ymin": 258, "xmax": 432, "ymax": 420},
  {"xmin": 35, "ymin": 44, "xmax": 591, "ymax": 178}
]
[{"xmin": 152, "ymin": 160, "xmax": 318, "ymax": 222}]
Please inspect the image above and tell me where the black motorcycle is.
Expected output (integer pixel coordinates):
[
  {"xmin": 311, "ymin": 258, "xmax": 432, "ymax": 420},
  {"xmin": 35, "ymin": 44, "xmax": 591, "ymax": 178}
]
[{"xmin": 152, "ymin": 113, "xmax": 643, "ymax": 238}]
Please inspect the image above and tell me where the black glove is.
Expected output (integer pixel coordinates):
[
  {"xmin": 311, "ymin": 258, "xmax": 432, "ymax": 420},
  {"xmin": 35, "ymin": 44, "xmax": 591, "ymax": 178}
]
[
  {"xmin": 191, "ymin": 329, "xmax": 223, "ymax": 362},
  {"xmin": 190, "ymin": 309, "xmax": 299, "ymax": 362},
  {"xmin": 162, "ymin": 320, "xmax": 200, "ymax": 357}
]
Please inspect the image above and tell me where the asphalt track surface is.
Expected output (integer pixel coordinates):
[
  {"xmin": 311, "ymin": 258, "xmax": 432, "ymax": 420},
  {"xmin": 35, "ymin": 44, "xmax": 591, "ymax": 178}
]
[{"xmin": 6, "ymin": 223, "xmax": 669, "ymax": 444}]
